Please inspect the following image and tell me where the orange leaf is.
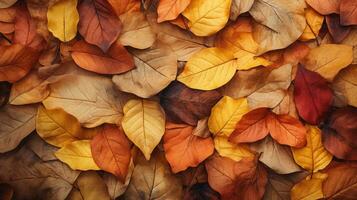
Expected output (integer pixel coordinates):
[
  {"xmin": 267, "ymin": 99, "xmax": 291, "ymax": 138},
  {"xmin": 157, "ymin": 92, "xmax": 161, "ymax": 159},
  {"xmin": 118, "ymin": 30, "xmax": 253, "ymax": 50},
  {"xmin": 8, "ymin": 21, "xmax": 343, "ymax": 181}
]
[
  {"xmin": 71, "ymin": 40, "xmax": 134, "ymax": 74},
  {"xmin": 0, "ymin": 44, "xmax": 39, "ymax": 82},
  {"xmin": 305, "ymin": 0, "xmax": 340, "ymax": 15},
  {"xmin": 229, "ymin": 108, "xmax": 270, "ymax": 144},
  {"xmin": 163, "ymin": 123, "xmax": 214, "ymax": 173},
  {"xmin": 78, "ymin": 0, "xmax": 122, "ymax": 52},
  {"xmin": 107, "ymin": 0, "xmax": 140, "ymax": 17},
  {"xmin": 157, "ymin": 0, "xmax": 191, "ymax": 23},
  {"xmin": 229, "ymin": 108, "xmax": 307, "ymax": 147},
  {"xmin": 266, "ymin": 113, "xmax": 307, "ymax": 148},
  {"xmin": 91, "ymin": 124, "xmax": 131, "ymax": 182}
]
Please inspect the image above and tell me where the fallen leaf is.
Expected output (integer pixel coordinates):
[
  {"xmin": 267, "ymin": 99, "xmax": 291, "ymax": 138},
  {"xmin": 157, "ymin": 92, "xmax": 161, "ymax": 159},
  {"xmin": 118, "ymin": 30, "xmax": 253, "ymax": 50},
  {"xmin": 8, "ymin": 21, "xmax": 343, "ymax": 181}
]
[
  {"xmin": 305, "ymin": 0, "xmax": 340, "ymax": 15},
  {"xmin": 0, "ymin": 183, "xmax": 13, "ymax": 200},
  {"xmin": 301, "ymin": 44, "xmax": 353, "ymax": 81},
  {"xmin": 184, "ymin": 183, "xmax": 220, "ymax": 200},
  {"xmin": 229, "ymin": 108, "xmax": 307, "ymax": 148},
  {"xmin": 0, "ymin": 104, "xmax": 37, "ymax": 153},
  {"xmin": 43, "ymin": 69, "xmax": 132, "ymax": 128},
  {"xmin": 121, "ymin": 99, "xmax": 165, "ymax": 160},
  {"xmin": 208, "ymin": 96, "xmax": 249, "ymax": 137},
  {"xmin": 332, "ymin": 65, "xmax": 357, "ymax": 107},
  {"xmin": 294, "ymin": 65, "xmax": 333, "ymax": 124},
  {"xmin": 157, "ymin": 0, "xmax": 191, "ymax": 22},
  {"xmin": 101, "ymin": 164, "xmax": 134, "ymax": 199},
  {"xmin": 47, "ymin": 0, "xmax": 79, "ymax": 42},
  {"xmin": 326, "ymin": 14, "xmax": 351, "ymax": 43},
  {"xmin": 340, "ymin": 28, "xmax": 357, "ymax": 64},
  {"xmin": 177, "ymin": 47, "xmax": 237, "ymax": 90},
  {"xmin": 112, "ymin": 42, "xmax": 177, "ymax": 98},
  {"xmin": 164, "ymin": 123, "xmax": 214, "ymax": 173},
  {"xmin": 0, "ymin": 140, "xmax": 79, "ymax": 200},
  {"xmin": 322, "ymin": 107, "xmax": 357, "ymax": 160},
  {"xmin": 78, "ymin": 0, "xmax": 121, "ymax": 52},
  {"xmin": 272, "ymin": 86, "xmax": 299, "ymax": 118},
  {"xmin": 290, "ymin": 172, "xmax": 328, "ymax": 200},
  {"xmin": 230, "ymin": 0, "xmax": 254, "ymax": 20},
  {"xmin": 299, "ymin": 7, "xmax": 324, "ymax": 41},
  {"xmin": 147, "ymin": 14, "xmax": 207, "ymax": 61},
  {"xmin": 160, "ymin": 81, "xmax": 221, "ymax": 126},
  {"xmin": 206, "ymin": 155, "xmax": 267, "ymax": 200},
  {"xmin": 0, "ymin": 0, "xmax": 16, "ymax": 8},
  {"xmin": 192, "ymin": 118, "xmax": 211, "ymax": 138},
  {"xmin": 292, "ymin": 125, "xmax": 332, "ymax": 173},
  {"xmin": 251, "ymin": 136, "xmax": 301, "ymax": 174},
  {"xmin": 124, "ymin": 152, "xmax": 183, "ymax": 199},
  {"xmin": 55, "ymin": 140, "xmax": 100, "ymax": 171},
  {"xmin": 71, "ymin": 40, "xmax": 135, "ymax": 74},
  {"xmin": 322, "ymin": 162, "xmax": 357, "ymax": 199},
  {"xmin": 107, "ymin": 0, "xmax": 140, "ymax": 16},
  {"xmin": 214, "ymin": 135, "xmax": 254, "ymax": 162},
  {"xmin": 340, "ymin": 0, "xmax": 357, "ymax": 25},
  {"xmin": 119, "ymin": 11, "xmax": 156, "ymax": 49},
  {"xmin": 36, "ymin": 105, "xmax": 96, "ymax": 147},
  {"xmin": 25, "ymin": 134, "xmax": 58, "ymax": 161},
  {"xmin": 0, "ymin": 44, "xmax": 39, "ymax": 83},
  {"xmin": 14, "ymin": 5, "xmax": 44, "ymax": 49},
  {"xmin": 249, "ymin": 0, "xmax": 306, "ymax": 54},
  {"xmin": 182, "ymin": 0, "xmax": 231, "ymax": 36},
  {"xmin": 67, "ymin": 171, "xmax": 111, "ymax": 200},
  {"xmin": 229, "ymin": 108, "xmax": 270, "ymax": 144},
  {"xmin": 90, "ymin": 125, "xmax": 131, "ymax": 182}
]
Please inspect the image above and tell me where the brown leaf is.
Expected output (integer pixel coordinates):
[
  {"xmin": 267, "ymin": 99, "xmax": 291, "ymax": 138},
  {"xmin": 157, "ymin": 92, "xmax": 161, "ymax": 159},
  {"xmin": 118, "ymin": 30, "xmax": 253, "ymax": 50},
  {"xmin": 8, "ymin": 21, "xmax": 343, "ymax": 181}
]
[
  {"xmin": 0, "ymin": 183, "xmax": 13, "ymax": 200},
  {"xmin": 0, "ymin": 44, "xmax": 39, "ymax": 82},
  {"xmin": 183, "ymin": 183, "xmax": 220, "ymax": 200},
  {"xmin": 305, "ymin": 0, "xmax": 340, "ymax": 15},
  {"xmin": 124, "ymin": 151, "xmax": 183, "ymax": 199},
  {"xmin": 0, "ymin": 104, "xmax": 37, "ymax": 153},
  {"xmin": 160, "ymin": 81, "xmax": 221, "ymax": 126},
  {"xmin": 91, "ymin": 125, "xmax": 131, "ymax": 182},
  {"xmin": 322, "ymin": 162, "xmax": 357, "ymax": 199},
  {"xmin": 326, "ymin": 14, "xmax": 351, "ymax": 43},
  {"xmin": 78, "ymin": 0, "xmax": 122, "ymax": 52},
  {"xmin": 0, "ymin": 139, "xmax": 79, "ymax": 200},
  {"xmin": 164, "ymin": 123, "xmax": 214, "ymax": 173},
  {"xmin": 332, "ymin": 65, "xmax": 357, "ymax": 107},
  {"xmin": 71, "ymin": 40, "xmax": 134, "ymax": 74},
  {"xmin": 205, "ymin": 154, "xmax": 267, "ymax": 200}
]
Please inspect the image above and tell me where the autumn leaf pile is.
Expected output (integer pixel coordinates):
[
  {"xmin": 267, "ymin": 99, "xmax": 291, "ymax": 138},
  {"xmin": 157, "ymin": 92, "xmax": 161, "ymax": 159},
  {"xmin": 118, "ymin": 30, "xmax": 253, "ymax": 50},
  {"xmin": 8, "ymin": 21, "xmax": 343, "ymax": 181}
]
[{"xmin": 0, "ymin": 0, "xmax": 357, "ymax": 199}]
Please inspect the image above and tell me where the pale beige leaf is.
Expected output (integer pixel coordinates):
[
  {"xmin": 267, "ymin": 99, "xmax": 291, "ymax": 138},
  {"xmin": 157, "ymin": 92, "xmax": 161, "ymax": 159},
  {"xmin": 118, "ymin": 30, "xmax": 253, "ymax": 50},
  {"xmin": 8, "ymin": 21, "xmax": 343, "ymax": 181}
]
[
  {"xmin": 112, "ymin": 42, "xmax": 177, "ymax": 98},
  {"xmin": 249, "ymin": 0, "xmax": 306, "ymax": 54},
  {"xmin": 119, "ymin": 11, "xmax": 156, "ymax": 49},
  {"xmin": 230, "ymin": 0, "xmax": 254, "ymax": 20}
]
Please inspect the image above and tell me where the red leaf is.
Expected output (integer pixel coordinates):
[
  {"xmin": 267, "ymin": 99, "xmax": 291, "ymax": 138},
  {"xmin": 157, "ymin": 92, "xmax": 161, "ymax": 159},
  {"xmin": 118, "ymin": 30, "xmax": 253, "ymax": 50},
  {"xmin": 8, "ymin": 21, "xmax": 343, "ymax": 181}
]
[
  {"xmin": 294, "ymin": 65, "xmax": 333, "ymax": 124},
  {"xmin": 71, "ymin": 40, "xmax": 134, "ymax": 74},
  {"xmin": 90, "ymin": 124, "xmax": 131, "ymax": 182},
  {"xmin": 78, "ymin": 0, "xmax": 122, "ymax": 52}
]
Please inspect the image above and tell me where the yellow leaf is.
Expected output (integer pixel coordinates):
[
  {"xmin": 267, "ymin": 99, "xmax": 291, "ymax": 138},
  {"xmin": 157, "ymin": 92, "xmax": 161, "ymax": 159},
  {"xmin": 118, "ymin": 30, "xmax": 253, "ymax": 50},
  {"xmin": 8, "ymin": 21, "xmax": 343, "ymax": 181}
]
[
  {"xmin": 302, "ymin": 44, "xmax": 353, "ymax": 81},
  {"xmin": 47, "ymin": 0, "xmax": 79, "ymax": 42},
  {"xmin": 36, "ymin": 105, "xmax": 97, "ymax": 148},
  {"xmin": 234, "ymin": 50, "xmax": 272, "ymax": 70},
  {"xmin": 177, "ymin": 48, "xmax": 237, "ymax": 90},
  {"xmin": 182, "ymin": 0, "xmax": 231, "ymax": 36},
  {"xmin": 208, "ymin": 96, "xmax": 249, "ymax": 137},
  {"xmin": 121, "ymin": 99, "xmax": 165, "ymax": 160},
  {"xmin": 292, "ymin": 125, "xmax": 333, "ymax": 173},
  {"xmin": 291, "ymin": 173, "xmax": 328, "ymax": 200},
  {"xmin": 55, "ymin": 140, "xmax": 100, "ymax": 171},
  {"xmin": 299, "ymin": 7, "xmax": 324, "ymax": 41},
  {"xmin": 214, "ymin": 136, "xmax": 254, "ymax": 161}
]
